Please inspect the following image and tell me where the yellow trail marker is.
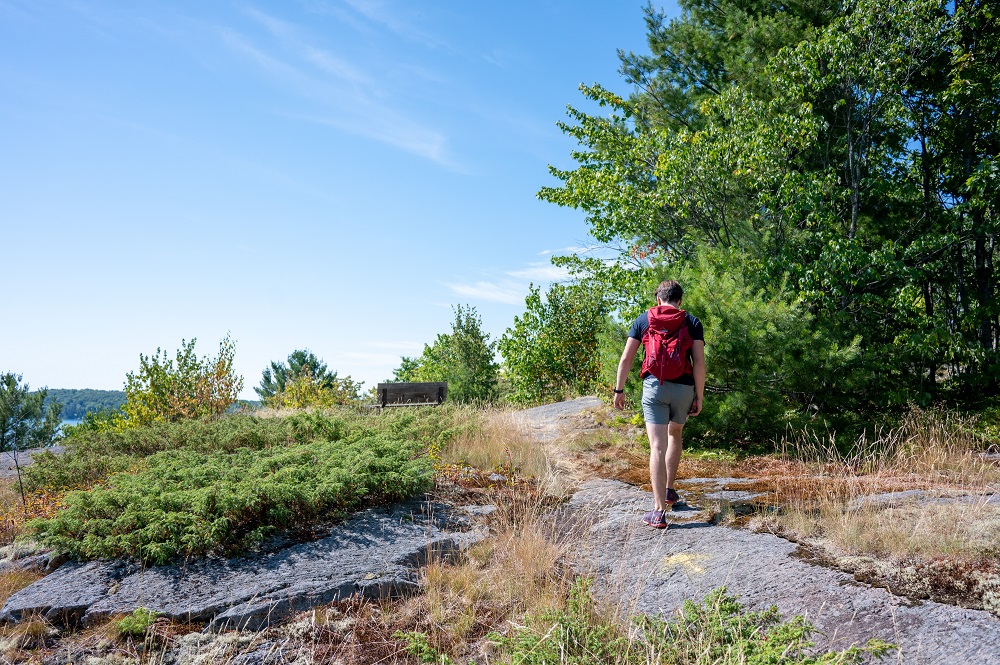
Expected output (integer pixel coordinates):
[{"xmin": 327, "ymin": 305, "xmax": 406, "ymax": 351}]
[{"xmin": 660, "ymin": 552, "xmax": 709, "ymax": 576}]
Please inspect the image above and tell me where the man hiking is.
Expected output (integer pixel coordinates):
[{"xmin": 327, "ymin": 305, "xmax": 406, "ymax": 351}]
[{"xmin": 613, "ymin": 280, "xmax": 706, "ymax": 529}]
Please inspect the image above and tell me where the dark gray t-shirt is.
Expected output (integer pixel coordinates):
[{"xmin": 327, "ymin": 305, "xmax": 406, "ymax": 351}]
[{"xmin": 628, "ymin": 311, "xmax": 704, "ymax": 386}]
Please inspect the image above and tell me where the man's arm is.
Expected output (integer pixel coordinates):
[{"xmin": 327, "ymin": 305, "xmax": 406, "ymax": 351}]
[
  {"xmin": 690, "ymin": 340, "xmax": 705, "ymax": 416},
  {"xmin": 614, "ymin": 337, "xmax": 641, "ymax": 409}
]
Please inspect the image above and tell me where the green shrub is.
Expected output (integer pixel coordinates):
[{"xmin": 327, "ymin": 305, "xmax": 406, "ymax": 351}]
[
  {"xmin": 680, "ymin": 251, "xmax": 863, "ymax": 445},
  {"xmin": 114, "ymin": 607, "xmax": 158, "ymax": 639},
  {"xmin": 490, "ymin": 579, "xmax": 893, "ymax": 665},
  {"xmin": 27, "ymin": 407, "xmax": 476, "ymax": 564},
  {"xmin": 642, "ymin": 587, "xmax": 892, "ymax": 664},
  {"xmin": 27, "ymin": 407, "xmax": 471, "ymax": 493},
  {"xmin": 118, "ymin": 336, "xmax": 243, "ymax": 429},
  {"xmin": 25, "ymin": 415, "xmax": 303, "ymax": 492},
  {"xmin": 395, "ymin": 630, "xmax": 454, "ymax": 664},
  {"xmin": 31, "ymin": 434, "xmax": 433, "ymax": 564},
  {"xmin": 491, "ymin": 578, "xmax": 630, "ymax": 665},
  {"xmin": 500, "ymin": 283, "xmax": 609, "ymax": 405},
  {"xmin": 600, "ymin": 249, "xmax": 865, "ymax": 446}
]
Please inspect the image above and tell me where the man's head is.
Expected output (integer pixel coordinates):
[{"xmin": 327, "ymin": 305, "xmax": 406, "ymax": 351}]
[{"xmin": 655, "ymin": 279, "xmax": 683, "ymax": 306}]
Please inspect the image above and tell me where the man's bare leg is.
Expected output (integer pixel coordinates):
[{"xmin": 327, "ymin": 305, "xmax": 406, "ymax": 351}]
[
  {"xmin": 665, "ymin": 421, "xmax": 684, "ymax": 492},
  {"xmin": 647, "ymin": 422, "xmax": 670, "ymax": 511}
]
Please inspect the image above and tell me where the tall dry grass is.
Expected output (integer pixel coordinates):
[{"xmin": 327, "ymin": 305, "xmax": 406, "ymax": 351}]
[
  {"xmin": 404, "ymin": 462, "xmax": 576, "ymax": 656},
  {"xmin": 752, "ymin": 406, "xmax": 1000, "ymax": 564},
  {"xmin": 298, "ymin": 463, "xmax": 578, "ymax": 664},
  {"xmin": 782, "ymin": 407, "xmax": 998, "ymax": 486},
  {"xmin": 438, "ymin": 408, "xmax": 551, "ymax": 481}
]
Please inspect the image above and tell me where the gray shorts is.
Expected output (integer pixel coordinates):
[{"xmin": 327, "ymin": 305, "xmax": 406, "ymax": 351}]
[{"xmin": 641, "ymin": 375, "xmax": 695, "ymax": 425}]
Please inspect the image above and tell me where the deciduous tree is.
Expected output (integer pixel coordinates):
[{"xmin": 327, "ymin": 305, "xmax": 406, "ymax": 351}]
[
  {"xmin": 393, "ymin": 306, "xmax": 500, "ymax": 403},
  {"xmin": 263, "ymin": 367, "xmax": 363, "ymax": 408},
  {"xmin": 118, "ymin": 336, "xmax": 244, "ymax": 428},
  {"xmin": 499, "ymin": 283, "xmax": 609, "ymax": 405},
  {"xmin": 541, "ymin": 0, "xmax": 999, "ymax": 438}
]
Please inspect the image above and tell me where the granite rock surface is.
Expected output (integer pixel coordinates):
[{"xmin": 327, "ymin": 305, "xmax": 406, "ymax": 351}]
[
  {"xmin": 565, "ymin": 478, "xmax": 1000, "ymax": 665},
  {"xmin": 0, "ymin": 501, "xmax": 486, "ymax": 631}
]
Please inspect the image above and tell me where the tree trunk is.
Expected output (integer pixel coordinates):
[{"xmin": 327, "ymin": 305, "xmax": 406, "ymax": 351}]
[{"xmin": 924, "ymin": 280, "xmax": 936, "ymax": 393}]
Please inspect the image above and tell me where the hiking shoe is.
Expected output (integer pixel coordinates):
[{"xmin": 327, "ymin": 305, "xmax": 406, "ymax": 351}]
[
  {"xmin": 642, "ymin": 509, "xmax": 668, "ymax": 529},
  {"xmin": 666, "ymin": 488, "xmax": 680, "ymax": 508}
]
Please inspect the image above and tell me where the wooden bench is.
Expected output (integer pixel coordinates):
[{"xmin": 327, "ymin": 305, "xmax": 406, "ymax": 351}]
[{"xmin": 375, "ymin": 382, "xmax": 448, "ymax": 408}]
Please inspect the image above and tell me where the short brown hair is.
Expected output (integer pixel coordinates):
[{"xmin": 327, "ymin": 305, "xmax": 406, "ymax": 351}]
[{"xmin": 655, "ymin": 280, "xmax": 683, "ymax": 304}]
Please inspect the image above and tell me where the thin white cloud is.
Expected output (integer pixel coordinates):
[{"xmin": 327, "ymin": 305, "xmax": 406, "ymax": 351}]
[
  {"xmin": 302, "ymin": 46, "xmax": 371, "ymax": 86},
  {"xmin": 243, "ymin": 7, "xmax": 372, "ymax": 87},
  {"xmin": 537, "ymin": 245, "xmax": 591, "ymax": 256},
  {"xmin": 366, "ymin": 341, "xmax": 424, "ymax": 353},
  {"xmin": 339, "ymin": 0, "xmax": 444, "ymax": 48},
  {"xmin": 447, "ymin": 256, "xmax": 577, "ymax": 306},
  {"xmin": 292, "ymin": 111, "xmax": 449, "ymax": 165},
  {"xmin": 219, "ymin": 28, "xmax": 309, "ymax": 85},
  {"xmin": 216, "ymin": 15, "xmax": 454, "ymax": 165},
  {"xmin": 447, "ymin": 281, "xmax": 525, "ymax": 305},
  {"xmin": 242, "ymin": 6, "xmax": 296, "ymax": 39},
  {"xmin": 297, "ymin": 0, "xmax": 372, "ymax": 33},
  {"xmin": 506, "ymin": 264, "xmax": 571, "ymax": 281}
]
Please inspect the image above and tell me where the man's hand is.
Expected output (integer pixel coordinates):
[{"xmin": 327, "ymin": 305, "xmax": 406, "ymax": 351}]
[
  {"xmin": 613, "ymin": 391, "xmax": 626, "ymax": 410},
  {"xmin": 689, "ymin": 396, "xmax": 702, "ymax": 417}
]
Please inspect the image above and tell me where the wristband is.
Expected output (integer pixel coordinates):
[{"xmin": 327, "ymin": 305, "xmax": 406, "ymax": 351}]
[{"xmin": 613, "ymin": 389, "xmax": 624, "ymax": 394}]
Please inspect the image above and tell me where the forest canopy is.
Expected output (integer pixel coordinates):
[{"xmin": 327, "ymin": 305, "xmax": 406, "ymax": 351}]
[
  {"xmin": 40, "ymin": 389, "xmax": 124, "ymax": 420},
  {"xmin": 541, "ymin": 0, "xmax": 998, "ymax": 439}
]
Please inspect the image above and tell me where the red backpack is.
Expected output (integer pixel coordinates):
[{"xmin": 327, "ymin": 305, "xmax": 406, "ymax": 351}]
[{"xmin": 640, "ymin": 306, "xmax": 694, "ymax": 384}]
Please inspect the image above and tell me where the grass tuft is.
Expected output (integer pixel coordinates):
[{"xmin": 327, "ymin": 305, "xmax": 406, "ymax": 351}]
[
  {"xmin": 0, "ymin": 569, "xmax": 44, "ymax": 609},
  {"xmin": 438, "ymin": 408, "xmax": 549, "ymax": 480},
  {"xmin": 490, "ymin": 578, "xmax": 892, "ymax": 665},
  {"xmin": 112, "ymin": 607, "xmax": 159, "ymax": 640}
]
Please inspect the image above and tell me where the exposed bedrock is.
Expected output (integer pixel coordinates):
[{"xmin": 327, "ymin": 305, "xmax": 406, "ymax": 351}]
[
  {"xmin": 566, "ymin": 478, "xmax": 1000, "ymax": 665},
  {"xmin": 0, "ymin": 501, "xmax": 488, "ymax": 631}
]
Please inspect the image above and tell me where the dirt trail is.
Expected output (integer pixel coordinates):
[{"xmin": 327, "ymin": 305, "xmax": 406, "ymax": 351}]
[{"xmin": 518, "ymin": 397, "xmax": 1000, "ymax": 665}]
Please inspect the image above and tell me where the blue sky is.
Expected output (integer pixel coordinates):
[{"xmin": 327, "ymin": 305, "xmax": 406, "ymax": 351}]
[{"xmin": 1, "ymin": 0, "xmax": 675, "ymax": 398}]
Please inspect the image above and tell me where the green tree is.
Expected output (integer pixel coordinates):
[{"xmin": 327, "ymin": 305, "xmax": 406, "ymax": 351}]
[
  {"xmin": 393, "ymin": 305, "xmax": 500, "ymax": 403},
  {"xmin": 40, "ymin": 389, "xmax": 125, "ymax": 420},
  {"xmin": 1, "ymin": 372, "xmax": 62, "ymax": 501},
  {"xmin": 263, "ymin": 367, "xmax": 363, "ymax": 408},
  {"xmin": 540, "ymin": 0, "xmax": 999, "ymax": 438},
  {"xmin": 256, "ymin": 349, "xmax": 343, "ymax": 400},
  {"xmin": 118, "ymin": 336, "xmax": 244, "ymax": 428},
  {"xmin": 0, "ymin": 373, "xmax": 62, "ymax": 452},
  {"xmin": 499, "ymin": 283, "xmax": 609, "ymax": 405}
]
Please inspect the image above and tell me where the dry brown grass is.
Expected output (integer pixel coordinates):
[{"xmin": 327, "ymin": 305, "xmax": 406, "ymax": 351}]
[
  {"xmin": 439, "ymin": 408, "xmax": 551, "ymax": 480},
  {"xmin": 744, "ymin": 406, "xmax": 1000, "ymax": 612},
  {"xmin": 758, "ymin": 407, "xmax": 999, "ymax": 525},
  {"xmin": 0, "ymin": 570, "xmax": 56, "ymax": 663},
  {"xmin": 0, "ymin": 479, "xmax": 69, "ymax": 548},
  {"xmin": 0, "ymin": 570, "xmax": 44, "ymax": 611},
  {"xmin": 276, "ymin": 470, "xmax": 577, "ymax": 665},
  {"xmin": 0, "ymin": 615, "xmax": 56, "ymax": 662},
  {"xmin": 806, "ymin": 500, "xmax": 999, "ymax": 559}
]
